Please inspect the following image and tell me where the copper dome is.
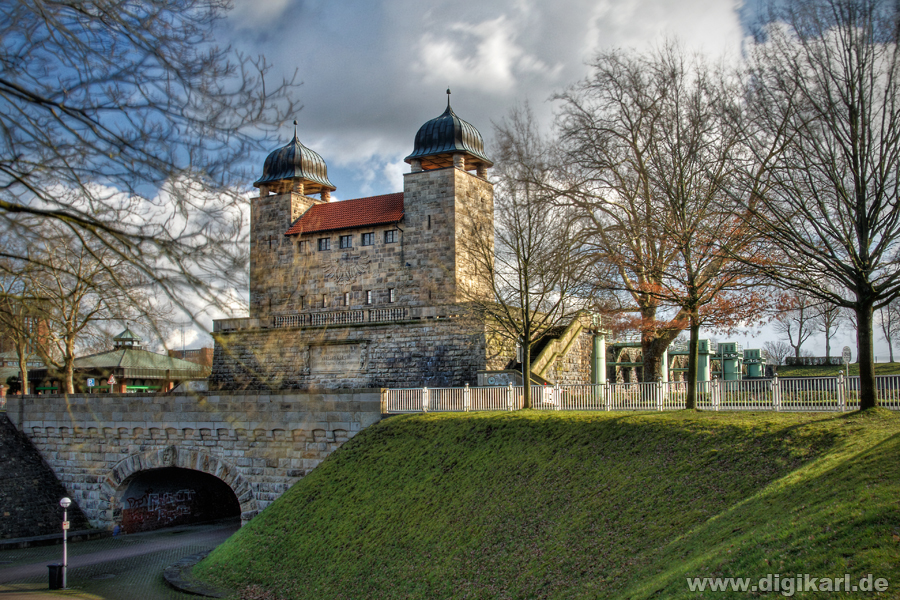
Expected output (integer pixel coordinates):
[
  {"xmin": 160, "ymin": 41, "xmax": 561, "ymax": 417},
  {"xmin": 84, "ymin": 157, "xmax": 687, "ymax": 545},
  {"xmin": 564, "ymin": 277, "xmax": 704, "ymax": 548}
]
[
  {"xmin": 254, "ymin": 130, "xmax": 336, "ymax": 193},
  {"xmin": 404, "ymin": 100, "xmax": 493, "ymax": 171}
]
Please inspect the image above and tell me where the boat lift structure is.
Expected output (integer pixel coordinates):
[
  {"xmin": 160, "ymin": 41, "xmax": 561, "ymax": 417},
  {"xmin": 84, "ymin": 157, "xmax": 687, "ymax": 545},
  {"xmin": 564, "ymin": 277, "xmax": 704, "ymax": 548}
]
[{"xmin": 605, "ymin": 335, "xmax": 768, "ymax": 382}]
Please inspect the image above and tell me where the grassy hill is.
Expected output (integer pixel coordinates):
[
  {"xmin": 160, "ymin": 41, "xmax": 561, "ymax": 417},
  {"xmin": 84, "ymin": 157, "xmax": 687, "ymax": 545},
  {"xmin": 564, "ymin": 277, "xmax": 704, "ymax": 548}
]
[{"xmin": 195, "ymin": 410, "xmax": 900, "ymax": 599}]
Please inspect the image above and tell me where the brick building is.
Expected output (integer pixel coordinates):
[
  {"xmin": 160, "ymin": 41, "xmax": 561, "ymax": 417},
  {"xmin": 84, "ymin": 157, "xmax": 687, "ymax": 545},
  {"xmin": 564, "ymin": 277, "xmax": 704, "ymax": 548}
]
[{"xmin": 211, "ymin": 99, "xmax": 596, "ymax": 390}]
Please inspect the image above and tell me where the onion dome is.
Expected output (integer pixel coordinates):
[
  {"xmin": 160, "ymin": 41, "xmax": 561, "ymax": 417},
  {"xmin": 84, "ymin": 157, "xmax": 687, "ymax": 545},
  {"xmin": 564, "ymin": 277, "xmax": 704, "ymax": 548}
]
[
  {"xmin": 404, "ymin": 91, "xmax": 493, "ymax": 172},
  {"xmin": 254, "ymin": 122, "xmax": 336, "ymax": 195}
]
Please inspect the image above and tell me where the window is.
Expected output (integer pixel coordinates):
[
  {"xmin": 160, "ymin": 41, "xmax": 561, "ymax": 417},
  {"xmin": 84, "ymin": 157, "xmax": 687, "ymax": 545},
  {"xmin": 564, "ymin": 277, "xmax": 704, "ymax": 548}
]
[
  {"xmin": 339, "ymin": 235, "xmax": 352, "ymax": 249},
  {"xmin": 384, "ymin": 229, "xmax": 398, "ymax": 243},
  {"xmin": 427, "ymin": 215, "xmax": 431, "ymax": 229},
  {"xmin": 322, "ymin": 294, "xmax": 328, "ymax": 308},
  {"xmin": 344, "ymin": 292, "xmax": 351, "ymax": 306},
  {"xmin": 298, "ymin": 240, "xmax": 307, "ymax": 253},
  {"xmin": 361, "ymin": 232, "xmax": 374, "ymax": 246},
  {"xmin": 318, "ymin": 238, "xmax": 330, "ymax": 251},
  {"xmin": 389, "ymin": 288, "xmax": 396, "ymax": 303},
  {"xmin": 366, "ymin": 290, "xmax": 373, "ymax": 305}
]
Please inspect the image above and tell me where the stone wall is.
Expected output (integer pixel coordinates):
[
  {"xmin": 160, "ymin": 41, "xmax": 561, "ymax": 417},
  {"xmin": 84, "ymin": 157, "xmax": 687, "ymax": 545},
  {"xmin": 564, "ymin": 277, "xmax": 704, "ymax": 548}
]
[
  {"xmin": 4, "ymin": 389, "xmax": 382, "ymax": 530},
  {"xmin": 0, "ymin": 413, "xmax": 92, "ymax": 539},
  {"xmin": 548, "ymin": 330, "xmax": 594, "ymax": 385},
  {"xmin": 211, "ymin": 314, "xmax": 493, "ymax": 390}
]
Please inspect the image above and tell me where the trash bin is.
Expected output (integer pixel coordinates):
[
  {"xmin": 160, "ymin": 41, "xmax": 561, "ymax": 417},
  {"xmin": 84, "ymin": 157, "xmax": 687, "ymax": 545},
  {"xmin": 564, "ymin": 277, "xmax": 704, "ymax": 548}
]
[{"xmin": 48, "ymin": 564, "xmax": 64, "ymax": 589}]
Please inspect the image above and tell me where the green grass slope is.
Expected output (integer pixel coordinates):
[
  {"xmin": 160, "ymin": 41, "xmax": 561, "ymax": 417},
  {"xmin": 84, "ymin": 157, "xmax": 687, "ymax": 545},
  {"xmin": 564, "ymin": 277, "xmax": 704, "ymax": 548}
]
[{"xmin": 195, "ymin": 410, "xmax": 900, "ymax": 599}]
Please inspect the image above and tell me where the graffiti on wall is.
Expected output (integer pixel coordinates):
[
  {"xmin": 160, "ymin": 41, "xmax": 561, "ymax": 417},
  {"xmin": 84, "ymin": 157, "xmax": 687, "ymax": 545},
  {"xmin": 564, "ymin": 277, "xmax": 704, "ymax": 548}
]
[
  {"xmin": 115, "ymin": 467, "xmax": 242, "ymax": 533},
  {"xmin": 120, "ymin": 487, "xmax": 197, "ymax": 533}
]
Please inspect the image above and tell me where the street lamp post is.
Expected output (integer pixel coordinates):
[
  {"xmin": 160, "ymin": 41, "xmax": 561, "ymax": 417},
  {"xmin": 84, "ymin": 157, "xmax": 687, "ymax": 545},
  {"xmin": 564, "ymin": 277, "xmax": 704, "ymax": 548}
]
[{"xmin": 59, "ymin": 497, "xmax": 71, "ymax": 588}]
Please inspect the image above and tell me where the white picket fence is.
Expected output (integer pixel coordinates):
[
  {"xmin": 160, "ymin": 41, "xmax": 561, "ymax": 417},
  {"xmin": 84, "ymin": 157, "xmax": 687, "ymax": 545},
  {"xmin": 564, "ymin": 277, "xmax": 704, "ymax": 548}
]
[{"xmin": 381, "ymin": 375, "xmax": 900, "ymax": 413}]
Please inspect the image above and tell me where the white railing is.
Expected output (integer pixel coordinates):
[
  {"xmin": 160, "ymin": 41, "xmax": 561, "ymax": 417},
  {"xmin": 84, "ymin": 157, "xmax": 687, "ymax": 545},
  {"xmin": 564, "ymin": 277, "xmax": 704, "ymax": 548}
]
[
  {"xmin": 382, "ymin": 375, "xmax": 900, "ymax": 413},
  {"xmin": 383, "ymin": 384, "xmax": 523, "ymax": 413}
]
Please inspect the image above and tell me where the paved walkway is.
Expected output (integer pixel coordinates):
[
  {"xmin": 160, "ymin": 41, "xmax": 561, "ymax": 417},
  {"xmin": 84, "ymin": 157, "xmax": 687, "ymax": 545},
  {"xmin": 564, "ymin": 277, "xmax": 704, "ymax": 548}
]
[{"xmin": 0, "ymin": 520, "xmax": 239, "ymax": 600}]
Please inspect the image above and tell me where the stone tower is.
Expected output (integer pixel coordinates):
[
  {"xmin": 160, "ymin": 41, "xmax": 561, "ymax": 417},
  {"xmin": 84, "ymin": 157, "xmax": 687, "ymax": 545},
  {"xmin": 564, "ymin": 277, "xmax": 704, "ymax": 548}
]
[
  {"xmin": 249, "ymin": 121, "xmax": 336, "ymax": 316},
  {"xmin": 402, "ymin": 93, "xmax": 495, "ymax": 305}
]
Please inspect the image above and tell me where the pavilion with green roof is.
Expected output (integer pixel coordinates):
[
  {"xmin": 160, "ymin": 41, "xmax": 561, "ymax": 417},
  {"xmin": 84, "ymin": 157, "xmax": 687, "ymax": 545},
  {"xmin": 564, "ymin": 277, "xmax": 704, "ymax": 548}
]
[{"xmin": 29, "ymin": 328, "xmax": 209, "ymax": 394}]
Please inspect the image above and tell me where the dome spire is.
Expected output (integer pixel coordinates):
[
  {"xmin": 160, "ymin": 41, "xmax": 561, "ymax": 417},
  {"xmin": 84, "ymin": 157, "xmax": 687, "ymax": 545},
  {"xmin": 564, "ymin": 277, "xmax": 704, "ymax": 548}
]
[
  {"xmin": 404, "ymin": 93, "xmax": 492, "ymax": 173},
  {"xmin": 254, "ymin": 122, "xmax": 336, "ymax": 197}
]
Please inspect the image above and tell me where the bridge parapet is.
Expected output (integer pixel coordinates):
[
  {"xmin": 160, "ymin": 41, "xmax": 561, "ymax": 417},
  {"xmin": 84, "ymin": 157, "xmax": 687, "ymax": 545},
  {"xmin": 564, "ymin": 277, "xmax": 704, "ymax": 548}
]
[{"xmin": 5, "ymin": 389, "xmax": 382, "ymax": 530}]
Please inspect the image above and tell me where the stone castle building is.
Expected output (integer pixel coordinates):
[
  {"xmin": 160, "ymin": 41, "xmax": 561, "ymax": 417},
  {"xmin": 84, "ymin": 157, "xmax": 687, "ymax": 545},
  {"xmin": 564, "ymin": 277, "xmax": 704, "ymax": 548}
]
[{"xmin": 210, "ymin": 98, "xmax": 597, "ymax": 390}]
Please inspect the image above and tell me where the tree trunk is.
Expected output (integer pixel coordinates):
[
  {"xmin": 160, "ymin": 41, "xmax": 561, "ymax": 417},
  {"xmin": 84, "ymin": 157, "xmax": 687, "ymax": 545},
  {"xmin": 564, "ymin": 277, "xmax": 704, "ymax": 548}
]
[
  {"xmin": 14, "ymin": 343, "xmax": 29, "ymax": 395},
  {"xmin": 64, "ymin": 359, "xmax": 75, "ymax": 395},
  {"xmin": 685, "ymin": 312, "xmax": 701, "ymax": 410},
  {"xmin": 824, "ymin": 327, "xmax": 831, "ymax": 361},
  {"xmin": 857, "ymin": 301, "xmax": 877, "ymax": 410},
  {"xmin": 641, "ymin": 334, "xmax": 679, "ymax": 382},
  {"xmin": 522, "ymin": 339, "xmax": 532, "ymax": 409}
]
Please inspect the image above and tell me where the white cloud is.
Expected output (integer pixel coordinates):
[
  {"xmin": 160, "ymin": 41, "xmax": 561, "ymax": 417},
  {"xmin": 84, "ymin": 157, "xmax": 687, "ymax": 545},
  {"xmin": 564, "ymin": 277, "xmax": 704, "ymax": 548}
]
[
  {"xmin": 228, "ymin": 0, "xmax": 293, "ymax": 28},
  {"xmin": 415, "ymin": 16, "xmax": 562, "ymax": 94}
]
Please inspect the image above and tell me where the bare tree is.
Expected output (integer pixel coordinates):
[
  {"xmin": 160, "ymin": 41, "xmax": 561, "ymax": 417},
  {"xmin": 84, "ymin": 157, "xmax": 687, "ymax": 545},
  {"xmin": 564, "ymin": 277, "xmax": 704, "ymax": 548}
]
[
  {"xmin": 878, "ymin": 299, "xmax": 900, "ymax": 362},
  {"xmin": 26, "ymin": 227, "xmax": 162, "ymax": 394},
  {"xmin": 741, "ymin": 0, "xmax": 900, "ymax": 408},
  {"xmin": 763, "ymin": 340, "xmax": 792, "ymax": 366},
  {"xmin": 553, "ymin": 43, "xmax": 768, "ymax": 406},
  {"xmin": 463, "ymin": 107, "xmax": 592, "ymax": 409},
  {"xmin": 0, "ymin": 1, "xmax": 297, "ymax": 324},
  {"xmin": 0, "ymin": 267, "xmax": 42, "ymax": 395},
  {"xmin": 812, "ymin": 299, "xmax": 844, "ymax": 361},
  {"xmin": 772, "ymin": 292, "xmax": 818, "ymax": 360}
]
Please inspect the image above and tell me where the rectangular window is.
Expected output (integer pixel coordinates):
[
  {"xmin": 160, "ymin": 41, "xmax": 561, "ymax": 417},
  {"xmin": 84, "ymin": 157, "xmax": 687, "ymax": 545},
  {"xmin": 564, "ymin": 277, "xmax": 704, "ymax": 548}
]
[
  {"xmin": 385, "ymin": 229, "xmax": 398, "ymax": 243},
  {"xmin": 322, "ymin": 294, "xmax": 328, "ymax": 308},
  {"xmin": 298, "ymin": 240, "xmax": 307, "ymax": 253},
  {"xmin": 366, "ymin": 290, "xmax": 373, "ymax": 305},
  {"xmin": 340, "ymin": 235, "xmax": 352, "ymax": 249},
  {"xmin": 361, "ymin": 232, "xmax": 374, "ymax": 246},
  {"xmin": 427, "ymin": 215, "xmax": 431, "ymax": 229},
  {"xmin": 318, "ymin": 238, "xmax": 330, "ymax": 251},
  {"xmin": 344, "ymin": 292, "xmax": 350, "ymax": 306},
  {"xmin": 299, "ymin": 296, "xmax": 304, "ymax": 310},
  {"xmin": 389, "ymin": 288, "xmax": 396, "ymax": 303}
]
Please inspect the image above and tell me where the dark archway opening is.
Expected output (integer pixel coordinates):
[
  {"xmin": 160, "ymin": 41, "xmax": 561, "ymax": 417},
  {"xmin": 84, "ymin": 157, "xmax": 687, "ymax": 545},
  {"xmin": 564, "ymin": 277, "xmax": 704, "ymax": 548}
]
[{"xmin": 115, "ymin": 467, "xmax": 241, "ymax": 533}]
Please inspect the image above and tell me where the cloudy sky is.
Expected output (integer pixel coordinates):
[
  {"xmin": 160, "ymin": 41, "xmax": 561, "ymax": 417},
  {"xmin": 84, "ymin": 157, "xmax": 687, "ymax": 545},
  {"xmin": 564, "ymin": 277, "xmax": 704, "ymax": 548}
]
[
  {"xmin": 165, "ymin": 0, "xmax": 886, "ymax": 361},
  {"xmin": 223, "ymin": 0, "xmax": 748, "ymax": 200}
]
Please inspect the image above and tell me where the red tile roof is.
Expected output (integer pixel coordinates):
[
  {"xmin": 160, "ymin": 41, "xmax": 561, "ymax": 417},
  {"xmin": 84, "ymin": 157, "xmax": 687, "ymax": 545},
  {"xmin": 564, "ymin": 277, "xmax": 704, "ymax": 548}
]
[{"xmin": 284, "ymin": 193, "xmax": 404, "ymax": 235}]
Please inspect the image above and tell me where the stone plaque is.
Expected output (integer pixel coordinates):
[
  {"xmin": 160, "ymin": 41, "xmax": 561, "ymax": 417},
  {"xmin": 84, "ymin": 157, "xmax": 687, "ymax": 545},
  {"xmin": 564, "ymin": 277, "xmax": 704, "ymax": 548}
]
[{"xmin": 310, "ymin": 344, "xmax": 367, "ymax": 374}]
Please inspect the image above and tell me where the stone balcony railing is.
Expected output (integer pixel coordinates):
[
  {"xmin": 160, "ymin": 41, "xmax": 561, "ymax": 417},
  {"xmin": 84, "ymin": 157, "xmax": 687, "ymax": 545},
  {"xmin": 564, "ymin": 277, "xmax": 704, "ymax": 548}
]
[{"xmin": 213, "ymin": 305, "xmax": 460, "ymax": 332}]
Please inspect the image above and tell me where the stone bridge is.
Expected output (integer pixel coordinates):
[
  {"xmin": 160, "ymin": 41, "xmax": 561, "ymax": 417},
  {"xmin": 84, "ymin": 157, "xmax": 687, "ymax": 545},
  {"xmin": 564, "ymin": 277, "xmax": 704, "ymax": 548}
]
[{"xmin": 4, "ymin": 389, "xmax": 382, "ymax": 531}]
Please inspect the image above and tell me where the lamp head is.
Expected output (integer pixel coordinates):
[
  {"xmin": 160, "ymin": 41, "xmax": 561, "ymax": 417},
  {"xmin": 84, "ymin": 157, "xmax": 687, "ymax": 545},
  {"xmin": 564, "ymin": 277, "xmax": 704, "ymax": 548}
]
[{"xmin": 59, "ymin": 497, "xmax": 71, "ymax": 509}]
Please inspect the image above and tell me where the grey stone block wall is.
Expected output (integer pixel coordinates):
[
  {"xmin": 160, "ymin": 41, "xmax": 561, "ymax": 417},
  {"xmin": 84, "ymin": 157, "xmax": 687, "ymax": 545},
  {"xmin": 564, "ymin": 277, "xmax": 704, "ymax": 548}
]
[
  {"xmin": 0, "ymin": 414, "xmax": 92, "ymax": 539},
  {"xmin": 210, "ymin": 316, "xmax": 492, "ymax": 391},
  {"xmin": 4, "ymin": 390, "xmax": 382, "ymax": 530}
]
